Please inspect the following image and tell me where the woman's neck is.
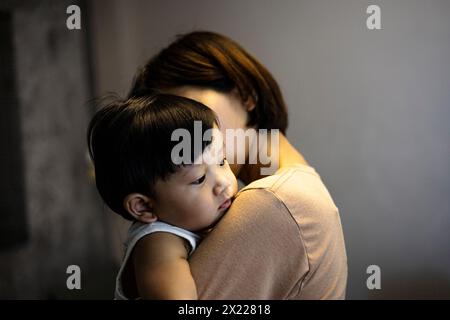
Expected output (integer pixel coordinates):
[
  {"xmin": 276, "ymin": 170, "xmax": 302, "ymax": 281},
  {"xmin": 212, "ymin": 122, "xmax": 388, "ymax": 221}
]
[{"xmin": 237, "ymin": 131, "xmax": 309, "ymax": 185}]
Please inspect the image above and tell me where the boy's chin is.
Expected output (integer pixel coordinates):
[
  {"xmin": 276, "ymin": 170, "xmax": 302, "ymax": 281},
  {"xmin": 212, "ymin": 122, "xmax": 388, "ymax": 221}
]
[{"xmin": 197, "ymin": 212, "xmax": 227, "ymax": 235}]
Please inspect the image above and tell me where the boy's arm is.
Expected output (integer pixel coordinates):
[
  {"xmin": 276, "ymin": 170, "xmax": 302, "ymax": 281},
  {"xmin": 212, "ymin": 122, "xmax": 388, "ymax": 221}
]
[{"xmin": 132, "ymin": 232, "xmax": 197, "ymax": 300}]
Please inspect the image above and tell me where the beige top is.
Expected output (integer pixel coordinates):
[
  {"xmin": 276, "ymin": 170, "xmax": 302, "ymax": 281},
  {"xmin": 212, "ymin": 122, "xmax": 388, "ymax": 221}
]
[{"xmin": 189, "ymin": 163, "xmax": 348, "ymax": 299}]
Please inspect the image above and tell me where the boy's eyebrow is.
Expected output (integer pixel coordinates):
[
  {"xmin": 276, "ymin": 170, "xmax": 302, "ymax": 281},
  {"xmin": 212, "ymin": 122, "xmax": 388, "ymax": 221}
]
[
  {"xmin": 180, "ymin": 163, "xmax": 202, "ymax": 178},
  {"xmin": 181, "ymin": 164, "xmax": 192, "ymax": 177}
]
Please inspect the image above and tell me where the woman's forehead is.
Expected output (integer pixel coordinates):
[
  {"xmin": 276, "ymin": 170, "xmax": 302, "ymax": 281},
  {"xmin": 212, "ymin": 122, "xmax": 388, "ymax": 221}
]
[
  {"xmin": 169, "ymin": 86, "xmax": 234, "ymax": 112},
  {"xmin": 170, "ymin": 86, "xmax": 249, "ymax": 132}
]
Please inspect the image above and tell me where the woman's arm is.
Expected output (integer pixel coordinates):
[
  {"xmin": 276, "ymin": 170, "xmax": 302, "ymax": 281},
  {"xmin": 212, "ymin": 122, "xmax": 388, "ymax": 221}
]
[{"xmin": 132, "ymin": 232, "xmax": 198, "ymax": 299}]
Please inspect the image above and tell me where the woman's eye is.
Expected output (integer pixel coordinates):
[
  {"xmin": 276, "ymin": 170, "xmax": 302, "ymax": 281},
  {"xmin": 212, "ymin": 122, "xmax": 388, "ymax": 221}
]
[{"xmin": 191, "ymin": 175, "xmax": 206, "ymax": 185}]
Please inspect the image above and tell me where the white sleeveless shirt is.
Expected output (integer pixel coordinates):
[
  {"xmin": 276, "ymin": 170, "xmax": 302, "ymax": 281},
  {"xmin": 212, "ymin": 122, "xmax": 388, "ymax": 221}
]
[{"xmin": 114, "ymin": 221, "xmax": 202, "ymax": 300}]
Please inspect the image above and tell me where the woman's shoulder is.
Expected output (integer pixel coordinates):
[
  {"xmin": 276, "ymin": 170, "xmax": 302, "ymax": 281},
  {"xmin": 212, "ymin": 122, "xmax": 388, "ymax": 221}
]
[
  {"xmin": 235, "ymin": 163, "xmax": 339, "ymax": 218},
  {"xmin": 238, "ymin": 163, "xmax": 320, "ymax": 197}
]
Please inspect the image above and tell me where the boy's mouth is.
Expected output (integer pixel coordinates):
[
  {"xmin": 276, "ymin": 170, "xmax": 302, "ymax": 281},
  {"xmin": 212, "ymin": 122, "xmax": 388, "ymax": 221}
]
[{"xmin": 218, "ymin": 198, "xmax": 232, "ymax": 210}]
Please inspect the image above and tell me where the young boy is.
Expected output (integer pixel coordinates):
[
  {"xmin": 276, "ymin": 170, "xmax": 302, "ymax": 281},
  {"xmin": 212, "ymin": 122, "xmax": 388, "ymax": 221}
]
[{"xmin": 87, "ymin": 93, "xmax": 238, "ymax": 299}]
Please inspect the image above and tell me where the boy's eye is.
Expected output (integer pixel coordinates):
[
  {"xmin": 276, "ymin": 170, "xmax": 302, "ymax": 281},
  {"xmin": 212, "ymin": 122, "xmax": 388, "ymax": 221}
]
[{"xmin": 191, "ymin": 175, "xmax": 206, "ymax": 185}]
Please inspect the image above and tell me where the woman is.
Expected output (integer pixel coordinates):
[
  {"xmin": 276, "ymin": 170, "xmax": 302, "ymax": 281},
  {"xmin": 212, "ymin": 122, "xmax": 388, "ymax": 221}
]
[{"xmin": 128, "ymin": 31, "xmax": 347, "ymax": 299}]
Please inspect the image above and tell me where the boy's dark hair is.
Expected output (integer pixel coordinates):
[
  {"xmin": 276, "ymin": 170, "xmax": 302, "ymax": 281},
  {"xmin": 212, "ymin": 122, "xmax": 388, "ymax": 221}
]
[
  {"xmin": 87, "ymin": 93, "xmax": 217, "ymax": 220},
  {"xmin": 128, "ymin": 31, "xmax": 288, "ymax": 134}
]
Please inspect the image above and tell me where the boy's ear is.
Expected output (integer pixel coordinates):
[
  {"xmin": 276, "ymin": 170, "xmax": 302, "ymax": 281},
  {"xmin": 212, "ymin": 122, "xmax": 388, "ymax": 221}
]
[{"xmin": 123, "ymin": 193, "xmax": 158, "ymax": 223}]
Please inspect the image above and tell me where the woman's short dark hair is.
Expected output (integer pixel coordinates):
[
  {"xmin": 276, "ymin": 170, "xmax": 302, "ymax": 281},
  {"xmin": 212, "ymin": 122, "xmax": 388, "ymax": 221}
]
[
  {"xmin": 128, "ymin": 31, "xmax": 288, "ymax": 134},
  {"xmin": 87, "ymin": 93, "xmax": 217, "ymax": 220}
]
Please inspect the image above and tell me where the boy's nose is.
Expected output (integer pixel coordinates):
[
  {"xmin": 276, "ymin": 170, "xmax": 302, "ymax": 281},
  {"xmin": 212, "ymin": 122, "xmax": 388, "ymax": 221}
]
[{"xmin": 213, "ymin": 178, "xmax": 231, "ymax": 196}]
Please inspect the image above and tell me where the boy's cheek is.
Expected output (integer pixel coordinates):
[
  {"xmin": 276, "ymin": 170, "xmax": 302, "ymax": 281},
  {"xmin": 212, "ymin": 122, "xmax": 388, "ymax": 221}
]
[{"xmin": 228, "ymin": 162, "xmax": 241, "ymax": 176}]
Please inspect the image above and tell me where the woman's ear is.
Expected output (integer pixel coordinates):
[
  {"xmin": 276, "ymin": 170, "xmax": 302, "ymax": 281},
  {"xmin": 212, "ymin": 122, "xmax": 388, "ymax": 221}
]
[
  {"xmin": 232, "ymin": 87, "xmax": 256, "ymax": 112},
  {"xmin": 243, "ymin": 94, "xmax": 257, "ymax": 112},
  {"xmin": 123, "ymin": 193, "xmax": 158, "ymax": 223}
]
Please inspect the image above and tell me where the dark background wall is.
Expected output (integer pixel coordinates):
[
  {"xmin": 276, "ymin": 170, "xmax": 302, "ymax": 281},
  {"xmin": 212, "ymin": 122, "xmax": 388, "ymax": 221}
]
[
  {"xmin": 1, "ymin": 0, "xmax": 449, "ymax": 299},
  {"xmin": 0, "ymin": 0, "xmax": 115, "ymax": 299}
]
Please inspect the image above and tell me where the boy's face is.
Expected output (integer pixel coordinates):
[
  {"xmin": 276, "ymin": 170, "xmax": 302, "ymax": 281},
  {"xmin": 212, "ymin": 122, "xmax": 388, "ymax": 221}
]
[{"xmin": 152, "ymin": 128, "xmax": 238, "ymax": 232}]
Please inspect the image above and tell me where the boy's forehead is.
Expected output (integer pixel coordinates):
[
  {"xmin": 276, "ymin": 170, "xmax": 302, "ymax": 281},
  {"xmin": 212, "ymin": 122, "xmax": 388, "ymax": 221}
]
[
  {"xmin": 177, "ymin": 164, "xmax": 197, "ymax": 177},
  {"xmin": 169, "ymin": 125, "xmax": 224, "ymax": 177},
  {"xmin": 194, "ymin": 132, "xmax": 224, "ymax": 164}
]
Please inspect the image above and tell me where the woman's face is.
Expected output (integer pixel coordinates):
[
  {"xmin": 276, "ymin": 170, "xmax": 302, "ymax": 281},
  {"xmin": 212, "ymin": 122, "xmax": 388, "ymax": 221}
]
[{"xmin": 169, "ymin": 86, "xmax": 253, "ymax": 176}]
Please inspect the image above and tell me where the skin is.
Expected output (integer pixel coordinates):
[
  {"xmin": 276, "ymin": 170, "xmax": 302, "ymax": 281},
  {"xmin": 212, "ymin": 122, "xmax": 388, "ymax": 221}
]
[{"xmin": 122, "ymin": 127, "xmax": 238, "ymax": 299}]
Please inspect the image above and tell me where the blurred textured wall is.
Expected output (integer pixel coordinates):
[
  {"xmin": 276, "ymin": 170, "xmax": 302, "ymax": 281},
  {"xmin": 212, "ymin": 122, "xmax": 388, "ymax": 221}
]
[
  {"xmin": 0, "ymin": 0, "xmax": 116, "ymax": 299},
  {"xmin": 89, "ymin": 0, "xmax": 450, "ymax": 299}
]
